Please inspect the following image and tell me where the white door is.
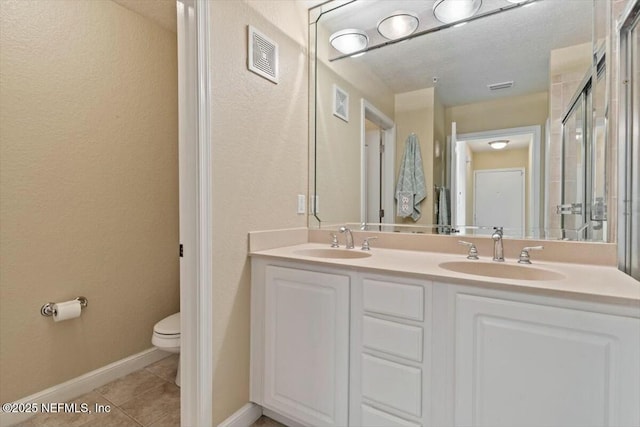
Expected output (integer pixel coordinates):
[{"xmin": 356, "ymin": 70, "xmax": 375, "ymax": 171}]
[
  {"xmin": 474, "ymin": 168, "xmax": 524, "ymax": 235},
  {"xmin": 263, "ymin": 266, "xmax": 350, "ymax": 427},
  {"xmin": 366, "ymin": 127, "xmax": 382, "ymax": 224},
  {"xmin": 455, "ymin": 293, "xmax": 640, "ymax": 427}
]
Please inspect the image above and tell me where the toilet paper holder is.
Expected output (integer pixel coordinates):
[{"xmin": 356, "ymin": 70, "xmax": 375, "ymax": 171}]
[{"xmin": 40, "ymin": 297, "xmax": 88, "ymax": 317}]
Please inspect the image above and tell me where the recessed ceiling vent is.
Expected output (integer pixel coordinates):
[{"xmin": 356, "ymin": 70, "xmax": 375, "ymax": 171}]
[
  {"xmin": 248, "ymin": 26, "xmax": 279, "ymax": 84},
  {"xmin": 487, "ymin": 81, "xmax": 514, "ymax": 91}
]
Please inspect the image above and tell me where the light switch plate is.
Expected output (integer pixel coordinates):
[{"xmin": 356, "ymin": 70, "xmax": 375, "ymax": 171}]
[{"xmin": 297, "ymin": 195, "xmax": 306, "ymax": 214}]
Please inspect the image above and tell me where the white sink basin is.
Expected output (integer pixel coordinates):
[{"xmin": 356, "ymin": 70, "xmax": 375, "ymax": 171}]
[
  {"xmin": 294, "ymin": 248, "xmax": 372, "ymax": 259},
  {"xmin": 439, "ymin": 261, "xmax": 565, "ymax": 281}
]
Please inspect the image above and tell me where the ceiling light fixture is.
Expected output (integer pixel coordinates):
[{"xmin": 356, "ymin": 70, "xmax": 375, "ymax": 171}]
[
  {"xmin": 433, "ymin": 0, "xmax": 482, "ymax": 24},
  {"xmin": 377, "ymin": 11, "xmax": 420, "ymax": 40},
  {"xmin": 488, "ymin": 139, "xmax": 509, "ymax": 150},
  {"xmin": 329, "ymin": 29, "xmax": 369, "ymax": 56}
]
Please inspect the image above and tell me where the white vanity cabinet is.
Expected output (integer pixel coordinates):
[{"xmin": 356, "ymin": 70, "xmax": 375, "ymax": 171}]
[
  {"xmin": 349, "ymin": 274, "xmax": 432, "ymax": 427},
  {"xmin": 251, "ymin": 254, "xmax": 640, "ymax": 427},
  {"xmin": 451, "ymin": 288, "xmax": 640, "ymax": 427},
  {"xmin": 251, "ymin": 260, "xmax": 350, "ymax": 427}
]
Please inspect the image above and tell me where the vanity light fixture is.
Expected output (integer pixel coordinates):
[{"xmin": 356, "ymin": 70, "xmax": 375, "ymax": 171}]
[
  {"xmin": 329, "ymin": 29, "xmax": 369, "ymax": 56},
  {"xmin": 433, "ymin": 0, "xmax": 482, "ymax": 24},
  {"xmin": 377, "ymin": 11, "xmax": 420, "ymax": 40},
  {"xmin": 488, "ymin": 139, "xmax": 509, "ymax": 150}
]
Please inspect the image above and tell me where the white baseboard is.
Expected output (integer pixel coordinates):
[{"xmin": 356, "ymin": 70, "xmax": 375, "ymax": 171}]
[
  {"xmin": 217, "ymin": 403, "xmax": 263, "ymax": 427},
  {"xmin": 0, "ymin": 347, "xmax": 170, "ymax": 427}
]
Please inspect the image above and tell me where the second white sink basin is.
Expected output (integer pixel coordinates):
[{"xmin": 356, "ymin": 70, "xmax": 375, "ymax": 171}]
[
  {"xmin": 294, "ymin": 248, "xmax": 372, "ymax": 259},
  {"xmin": 439, "ymin": 261, "xmax": 565, "ymax": 281}
]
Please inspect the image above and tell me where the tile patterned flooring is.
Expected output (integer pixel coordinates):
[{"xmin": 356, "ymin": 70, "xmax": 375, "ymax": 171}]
[
  {"xmin": 16, "ymin": 353, "xmax": 284, "ymax": 427},
  {"xmin": 17, "ymin": 355, "xmax": 181, "ymax": 427}
]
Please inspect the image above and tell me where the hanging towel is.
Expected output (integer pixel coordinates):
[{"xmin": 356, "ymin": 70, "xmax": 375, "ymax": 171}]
[
  {"xmin": 438, "ymin": 187, "xmax": 450, "ymax": 226},
  {"xmin": 437, "ymin": 187, "xmax": 451, "ymax": 233},
  {"xmin": 395, "ymin": 133, "xmax": 427, "ymax": 221}
]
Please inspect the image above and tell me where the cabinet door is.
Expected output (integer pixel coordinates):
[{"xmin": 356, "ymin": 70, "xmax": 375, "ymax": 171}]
[
  {"xmin": 455, "ymin": 293, "xmax": 640, "ymax": 427},
  {"xmin": 263, "ymin": 266, "xmax": 349, "ymax": 427}
]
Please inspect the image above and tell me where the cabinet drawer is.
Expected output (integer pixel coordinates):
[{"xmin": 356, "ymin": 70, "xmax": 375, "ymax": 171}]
[
  {"xmin": 361, "ymin": 404, "xmax": 421, "ymax": 427},
  {"xmin": 363, "ymin": 315, "xmax": 423, "ymax": 362},
  {"xmin": 363, "ymin": 279, "xmax": 424, "ymax": 321},
  {"xmin": 362, "ymin": 354, "xmax": 422, "ymax": 417}
]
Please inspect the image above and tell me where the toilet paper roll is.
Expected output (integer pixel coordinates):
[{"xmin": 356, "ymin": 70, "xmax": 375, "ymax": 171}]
[{"xmin": 53, "ymin": 300, "xmax": 82, "ymax": 322}]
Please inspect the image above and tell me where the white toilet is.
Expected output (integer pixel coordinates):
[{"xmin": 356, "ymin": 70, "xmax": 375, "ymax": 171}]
[{"xmin": 152, "ymin": 312, "xmax": 181, "ymax": 386}]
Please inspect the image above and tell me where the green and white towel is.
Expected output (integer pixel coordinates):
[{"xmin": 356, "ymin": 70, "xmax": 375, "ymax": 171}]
[{"xmin": 395, "ymin": 133, "xmax": 427, "ymax": 221}]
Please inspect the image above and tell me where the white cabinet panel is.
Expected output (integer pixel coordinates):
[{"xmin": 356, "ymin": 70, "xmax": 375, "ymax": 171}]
[
  {"xmin": 363, "ymin": 278, "xmax": 424, "ymax": 321},
  {"xmin": 455, "ymin": 293, "xmax": 640, "ymax": 427},
  {"xmin": 363, "ymin": 315, "xmax": 423, "ymax": 362},
  {"xmin": 264, "ymin": 266, "xmax": 349, "ymax": 427},
  {"xmin": 362, "ymin": 353, "xmax": 422, "ymax": 417},
  {"xmin": 362, "ymin": 404, "xmax": 422, "ymax": 427}
]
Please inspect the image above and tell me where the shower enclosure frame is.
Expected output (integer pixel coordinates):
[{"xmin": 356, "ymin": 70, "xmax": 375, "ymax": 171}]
[{"xmin": 617, "ymin": 0, "xmax": 640, "ymax": 280}]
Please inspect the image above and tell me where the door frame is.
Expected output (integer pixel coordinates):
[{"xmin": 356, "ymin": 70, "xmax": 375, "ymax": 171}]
[
  {"xmin": 360, "ymin": 99, "xmax": 395, "ymax": 225},
  {"xmin": 451, "ymin": 125, "xmax": 541, "ymax": 236},
  {"xmin": 177, "ymin": 0, "xmax": 213, "ymax": 425}
]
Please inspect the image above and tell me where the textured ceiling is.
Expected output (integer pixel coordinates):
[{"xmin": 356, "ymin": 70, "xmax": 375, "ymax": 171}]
[{"xmin": 318, "ymin": 0, "xmax": 593, "ymax": 107}]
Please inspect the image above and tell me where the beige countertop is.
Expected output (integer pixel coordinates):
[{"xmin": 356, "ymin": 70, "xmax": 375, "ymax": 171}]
[{"xmin": 251, "ymin": 242, "xmax": 640, "ymax": 306}]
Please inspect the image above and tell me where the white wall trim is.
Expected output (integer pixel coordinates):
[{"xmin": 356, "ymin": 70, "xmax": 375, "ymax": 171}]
[
  {"xmin": 360, "ymin": 99, "xmax": 396, "ymax": 225},
  {"xmin": 176, "ymin": 0, "xmax": 213, "ymax": 426},
  {"xmin": 217, "ymin": 403, "xmax": 263, "ymax": 427},
  {"xmin": 0, "ymin": 348, "xmax": 168, "ymax": 427}
]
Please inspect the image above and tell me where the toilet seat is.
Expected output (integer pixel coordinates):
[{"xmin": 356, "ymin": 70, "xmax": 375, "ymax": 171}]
[{"xmin": 152, "ymin": 312, "xmax": 180, "ymax": 352}]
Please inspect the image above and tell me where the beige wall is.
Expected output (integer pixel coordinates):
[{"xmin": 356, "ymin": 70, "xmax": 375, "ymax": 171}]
[
  {"xmin": 445, "ymin": 91, "xmax": 549, "ymax": 135},
  {"xmin": 209, "ymin": 1, "xmax": 309, "ymax": 424},
  {"xmin": 0, "ymin": 0, "xmax": 179, "ymax": 403},
  {"xmin": 312, "ymin": 20, "xmax": 395, "ymax": 226}
]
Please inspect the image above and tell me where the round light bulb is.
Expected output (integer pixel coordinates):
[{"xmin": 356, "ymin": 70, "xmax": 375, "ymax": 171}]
[
  {"xmin": 329, "ymin": 29, "xmax": 369, "ymax": 55},
  {"xmin": 433, "ymin": 0, "xmax": 482, "ymax": 24},
  {"xmin": 377, "ymin": 11, "xmax": 420, "ymax": 40}
]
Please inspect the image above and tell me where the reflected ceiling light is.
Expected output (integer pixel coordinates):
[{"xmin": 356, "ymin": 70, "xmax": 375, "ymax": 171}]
[
  {"xmin": 488, "ymin": 139, "xmax": 509, "ymax": 150},
  {"xmin": 433, "ymin": 0, "xmax": 482, "ymax": 24},
  {"xmin": 377, "ymin": 11, "xmax": 420, "ymax": 40},
  {"xmin": 329, "ymin": 29, "xmax": 369, "ymax": 55}
]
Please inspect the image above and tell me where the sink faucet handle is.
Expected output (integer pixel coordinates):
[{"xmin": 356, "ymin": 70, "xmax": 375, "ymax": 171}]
[
  {"xmin": 458, "ymin": 240, "xmax": 479, "ymax": 260},
  {"xmin": 330, "ymin": 233, "xmax": 340, "ymax": 248},
  {"xmin": 518, "ymin": 245, "xmax": 544, "ymax": 264},
  {"xmin": 361, "ymin": 236, "xmax": 378, "ymax": 251}
]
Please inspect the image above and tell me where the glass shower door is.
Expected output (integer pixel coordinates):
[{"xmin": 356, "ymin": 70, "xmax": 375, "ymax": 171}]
[{"xmin": 560, "ymin": 96, "xmax": 587, "ymax": 240}]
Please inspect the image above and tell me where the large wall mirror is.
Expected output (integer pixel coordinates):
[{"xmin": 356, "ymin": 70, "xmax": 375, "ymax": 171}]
[{"xmin": 309, "ymin": 0, "xmax": 611, "ymax": 242}]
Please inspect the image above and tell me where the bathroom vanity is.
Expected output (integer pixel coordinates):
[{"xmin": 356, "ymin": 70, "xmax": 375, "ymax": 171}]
[{"xmin": 250, "ymin": 240, "xmax": 640, "ymax": 427}]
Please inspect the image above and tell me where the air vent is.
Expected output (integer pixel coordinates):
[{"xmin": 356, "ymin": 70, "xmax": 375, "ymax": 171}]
[
  {"xmin": 487, "ymin": 81, "xmax": 514, "ymax": 91},
  {"xmin": 248, "ymin": 26, "xmax": 279, "ymax": 84}
]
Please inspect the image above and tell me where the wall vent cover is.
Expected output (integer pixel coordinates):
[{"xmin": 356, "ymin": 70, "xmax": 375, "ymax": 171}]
[
  {"xmin": 487, "ymin": 81, "xmax": 514, "ymax": 91},
  {"xmin": 248, "ymin": 26, "xmax": 279, "ymax": 84}
]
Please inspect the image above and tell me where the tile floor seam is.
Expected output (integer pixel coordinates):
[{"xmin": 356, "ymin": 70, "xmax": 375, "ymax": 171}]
[{"xmin": 117, "ymin": 383, "xmax": 179, "ymax": 426}]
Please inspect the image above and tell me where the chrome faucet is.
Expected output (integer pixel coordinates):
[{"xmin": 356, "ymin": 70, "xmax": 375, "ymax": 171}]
[
  {"xmin": 339, "ymin": 226, "xmax": 354, "ymax": 249},
  {"xmin": 491, "ymin": 227, "xmax": 504, "ymax": 262}
]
